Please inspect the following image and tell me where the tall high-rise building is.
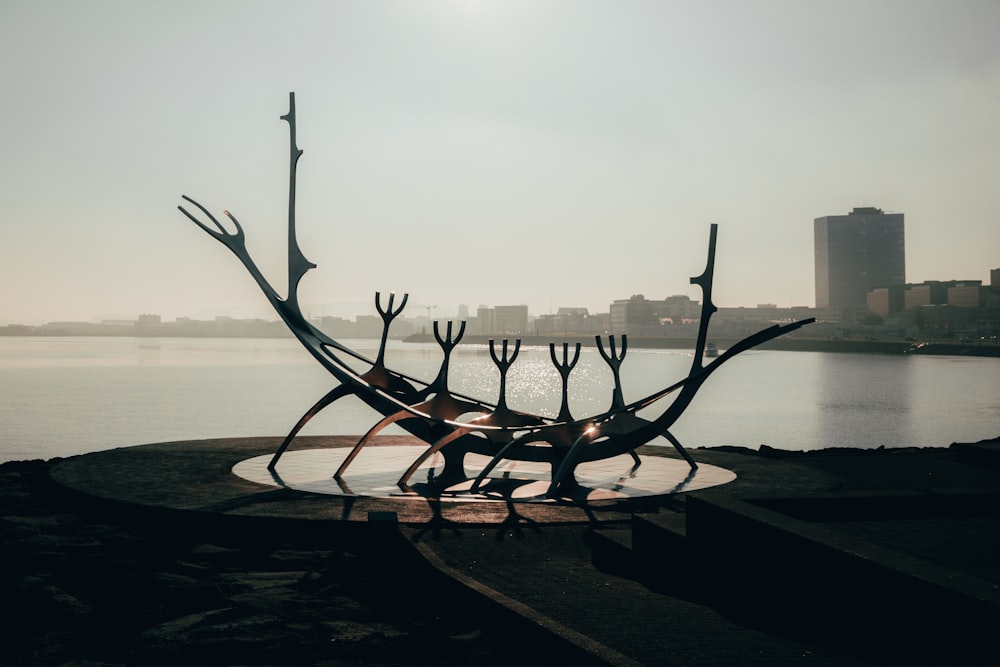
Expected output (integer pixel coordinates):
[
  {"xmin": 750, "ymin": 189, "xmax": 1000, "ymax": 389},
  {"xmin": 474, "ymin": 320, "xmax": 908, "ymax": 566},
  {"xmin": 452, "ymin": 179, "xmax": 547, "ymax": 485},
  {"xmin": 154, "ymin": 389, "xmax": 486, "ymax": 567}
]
[{"xmin": 814, "ymin": 207, "xmax": 905, "ymax": 308}]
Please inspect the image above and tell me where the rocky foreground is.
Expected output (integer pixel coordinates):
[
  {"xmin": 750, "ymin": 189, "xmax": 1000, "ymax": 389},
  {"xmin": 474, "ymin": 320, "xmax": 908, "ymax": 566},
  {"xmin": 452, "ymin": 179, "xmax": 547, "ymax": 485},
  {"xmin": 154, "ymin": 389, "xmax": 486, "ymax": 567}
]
[
  {"xmin": 0, "ymin": 459, "xmax": 567, "ymax": 666},
  {"xmin": 5, "ymin": 440, "xmax": 1000, "ymax": 666}
]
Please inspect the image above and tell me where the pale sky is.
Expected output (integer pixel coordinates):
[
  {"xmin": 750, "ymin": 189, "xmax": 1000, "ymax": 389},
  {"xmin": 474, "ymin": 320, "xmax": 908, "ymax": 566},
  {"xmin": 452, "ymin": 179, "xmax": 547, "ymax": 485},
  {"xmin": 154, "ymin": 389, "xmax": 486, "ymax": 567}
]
[{"xmin": 1, "ymin": 0, "xmax": 998, "ymax": 325}]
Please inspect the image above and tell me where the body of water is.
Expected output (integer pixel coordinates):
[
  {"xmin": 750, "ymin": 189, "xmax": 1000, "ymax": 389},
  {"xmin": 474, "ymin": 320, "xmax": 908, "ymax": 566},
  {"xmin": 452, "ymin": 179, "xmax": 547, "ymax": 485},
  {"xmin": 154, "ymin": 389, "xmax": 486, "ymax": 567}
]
[{"xmin": 1, "ymin": 336, "xmax": 997, "ymax": 463}]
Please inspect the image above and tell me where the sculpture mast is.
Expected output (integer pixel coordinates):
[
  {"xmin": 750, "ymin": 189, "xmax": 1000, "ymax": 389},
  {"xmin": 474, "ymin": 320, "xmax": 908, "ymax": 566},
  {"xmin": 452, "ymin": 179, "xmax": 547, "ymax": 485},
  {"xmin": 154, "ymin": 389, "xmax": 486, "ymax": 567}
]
[{"xmin": 279, "ymin": 92, "xmax": 316, "ymax": 322}]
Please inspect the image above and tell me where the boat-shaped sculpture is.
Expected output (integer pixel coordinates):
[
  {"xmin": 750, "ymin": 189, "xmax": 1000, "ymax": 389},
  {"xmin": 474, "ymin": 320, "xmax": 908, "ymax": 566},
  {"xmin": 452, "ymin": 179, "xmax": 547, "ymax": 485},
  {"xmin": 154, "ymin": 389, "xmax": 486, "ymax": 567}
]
[{"xmin": 178, "ymin": 93, "xmax": 813, "ymax": 500}]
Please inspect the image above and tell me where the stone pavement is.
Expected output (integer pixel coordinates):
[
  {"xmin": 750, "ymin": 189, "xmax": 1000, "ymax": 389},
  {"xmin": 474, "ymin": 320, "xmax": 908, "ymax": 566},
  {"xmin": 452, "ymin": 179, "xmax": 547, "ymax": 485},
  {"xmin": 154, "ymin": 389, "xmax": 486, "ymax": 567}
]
[{"xmin": 46, "ymin": 436, "xmax": 1000, "ymax": 665}]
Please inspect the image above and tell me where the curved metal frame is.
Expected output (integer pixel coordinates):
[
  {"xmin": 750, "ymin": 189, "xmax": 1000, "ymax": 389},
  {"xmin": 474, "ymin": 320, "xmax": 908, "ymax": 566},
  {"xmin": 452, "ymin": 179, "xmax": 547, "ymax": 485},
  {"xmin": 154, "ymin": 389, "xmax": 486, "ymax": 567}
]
[{"xmin": 178, "ymin": 93, "xmax": 814, "ymax": 499}]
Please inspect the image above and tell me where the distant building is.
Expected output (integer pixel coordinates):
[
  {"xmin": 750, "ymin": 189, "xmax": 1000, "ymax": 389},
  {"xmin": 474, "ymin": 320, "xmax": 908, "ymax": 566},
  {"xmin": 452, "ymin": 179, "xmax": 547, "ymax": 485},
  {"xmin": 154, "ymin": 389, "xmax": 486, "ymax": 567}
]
[
  {"xmin": 610, "ymin": 295, "xmax": 659, "ymax": 334},
  {"xmin": 661, "ymin": 295, "xmax": 702, "ymax": 322},
  {"xmin": 493, "ymin": 305, "xmax": 528, "ymax": 334},
  {"xmin": 353, "ymin": 315, "xmax": 384, "ymax": 338},
  {"xmin": 609, "ymin": 295, "xmax": 702, "ymax": 335},
  {"xmin": 865, "ymin": 280, "xmax": 984, "ymax": 315},
  {"xmin": 867, "ymin": 285, "xmax": 906, "ymax": 317},
  {"xmin": 814, "ymin": 207, "xmax": 905, "ymax": 308},
  {"xmin": 474, "ymin": 306, "xmax": 495, "ymax": 335},
  {"xmin": 534, "ymin": 307, "xmax": 605, "ymax": 335},
  {"xmin": 315, "ymin": 316, "xmax": 355, "ymax": 338},
  {"xmin": 136, "ymin": 314, "xmax": 162, "ymax": 327},
  {"xmin": 946, "ymin": 281, "xmax": 984, "ymax": 309}
]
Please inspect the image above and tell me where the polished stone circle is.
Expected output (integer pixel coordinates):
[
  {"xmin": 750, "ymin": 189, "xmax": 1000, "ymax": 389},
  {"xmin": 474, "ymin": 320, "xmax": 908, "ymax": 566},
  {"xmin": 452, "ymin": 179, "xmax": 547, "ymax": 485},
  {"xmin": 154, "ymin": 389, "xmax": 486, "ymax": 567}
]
[{"xmin": 234, "ymin": 445, "xmax": 737, "ymax": 503}]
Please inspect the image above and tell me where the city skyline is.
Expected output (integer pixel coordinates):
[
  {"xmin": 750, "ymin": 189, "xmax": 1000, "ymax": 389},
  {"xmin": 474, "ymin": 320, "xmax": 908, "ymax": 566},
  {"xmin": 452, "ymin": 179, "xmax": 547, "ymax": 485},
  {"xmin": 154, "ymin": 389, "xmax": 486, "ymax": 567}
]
[
  {"xmin": 5, "ymin": 240, "xmax": 998, "ymax": 327},
  {"xmin": 2, "ymin": 2, "xmax": 999, "ymax": 326}
]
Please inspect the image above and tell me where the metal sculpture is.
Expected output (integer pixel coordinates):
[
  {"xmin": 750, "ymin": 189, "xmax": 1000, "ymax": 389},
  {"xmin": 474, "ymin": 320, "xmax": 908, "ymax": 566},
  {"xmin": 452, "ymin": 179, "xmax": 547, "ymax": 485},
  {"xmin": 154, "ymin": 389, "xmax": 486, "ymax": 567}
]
[{"xmin": 178, "ymin": 93, "xmax": 813, "ymax": 500}]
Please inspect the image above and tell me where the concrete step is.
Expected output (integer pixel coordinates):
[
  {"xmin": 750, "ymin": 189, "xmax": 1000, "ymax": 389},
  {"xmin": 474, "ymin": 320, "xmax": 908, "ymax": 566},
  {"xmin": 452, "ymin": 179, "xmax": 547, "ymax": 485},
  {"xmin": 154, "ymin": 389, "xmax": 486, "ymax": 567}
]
[
  {"xmin": 587, "ymin": 527, "xmax": 634, "ymax": 578},
  {"xmin": 632, "ymin": 511, "xmax": 686, "ymax": 545},
  {"xmin": 630, "ymin": 511, "xmax": 692, "ymax": 591},
  {"xmin": 589, "ymin": 511, "xmax": 693, "ymax": 588}
]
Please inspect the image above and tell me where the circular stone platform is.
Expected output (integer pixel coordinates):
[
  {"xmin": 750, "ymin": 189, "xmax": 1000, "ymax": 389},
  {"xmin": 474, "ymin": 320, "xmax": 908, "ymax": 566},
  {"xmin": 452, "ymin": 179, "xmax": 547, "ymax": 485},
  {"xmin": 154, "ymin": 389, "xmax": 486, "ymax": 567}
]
[
  {"xmin": 237, "ymin": 446, "xmax": 736, "ymax": 502},
  {"xmin": 49, "ymin": 436, "xmax": 839, "ymax": 525}
]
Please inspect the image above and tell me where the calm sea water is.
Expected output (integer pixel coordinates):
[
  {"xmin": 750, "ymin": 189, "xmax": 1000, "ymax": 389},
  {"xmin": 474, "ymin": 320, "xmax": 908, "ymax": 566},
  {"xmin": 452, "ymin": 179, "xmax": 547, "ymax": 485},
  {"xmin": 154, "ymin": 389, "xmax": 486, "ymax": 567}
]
[{"xmin": 1, "ymin": 336, "xmax": 997, "ymax": 463}]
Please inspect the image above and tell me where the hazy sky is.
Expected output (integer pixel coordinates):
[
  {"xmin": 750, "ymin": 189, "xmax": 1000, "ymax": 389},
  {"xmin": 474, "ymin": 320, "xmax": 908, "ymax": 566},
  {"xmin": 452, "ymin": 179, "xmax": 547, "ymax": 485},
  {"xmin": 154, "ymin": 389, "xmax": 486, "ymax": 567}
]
[{"xmin": 2, "ymin": 1, "xmax": 998, "ymax": 325}]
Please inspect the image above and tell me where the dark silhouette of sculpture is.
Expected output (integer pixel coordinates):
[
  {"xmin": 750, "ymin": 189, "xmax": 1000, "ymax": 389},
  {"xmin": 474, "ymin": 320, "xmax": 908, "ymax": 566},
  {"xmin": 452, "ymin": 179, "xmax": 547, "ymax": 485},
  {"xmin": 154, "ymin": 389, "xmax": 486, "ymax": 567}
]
[{"xmin": 179, "ymin": 93, "xmax": 813, "ymax": 500}]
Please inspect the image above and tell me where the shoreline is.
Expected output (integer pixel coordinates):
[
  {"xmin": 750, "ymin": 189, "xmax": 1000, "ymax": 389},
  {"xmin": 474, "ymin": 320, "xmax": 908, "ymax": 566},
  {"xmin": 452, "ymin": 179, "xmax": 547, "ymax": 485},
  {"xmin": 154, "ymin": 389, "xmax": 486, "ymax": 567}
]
[
  {"xmin": 3, "ymin": 329, "xmax": 997, "ymax": 357},
  {"xmin": 404, "ymin": 332, "xmax": 1000, "ymax": 357}
]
